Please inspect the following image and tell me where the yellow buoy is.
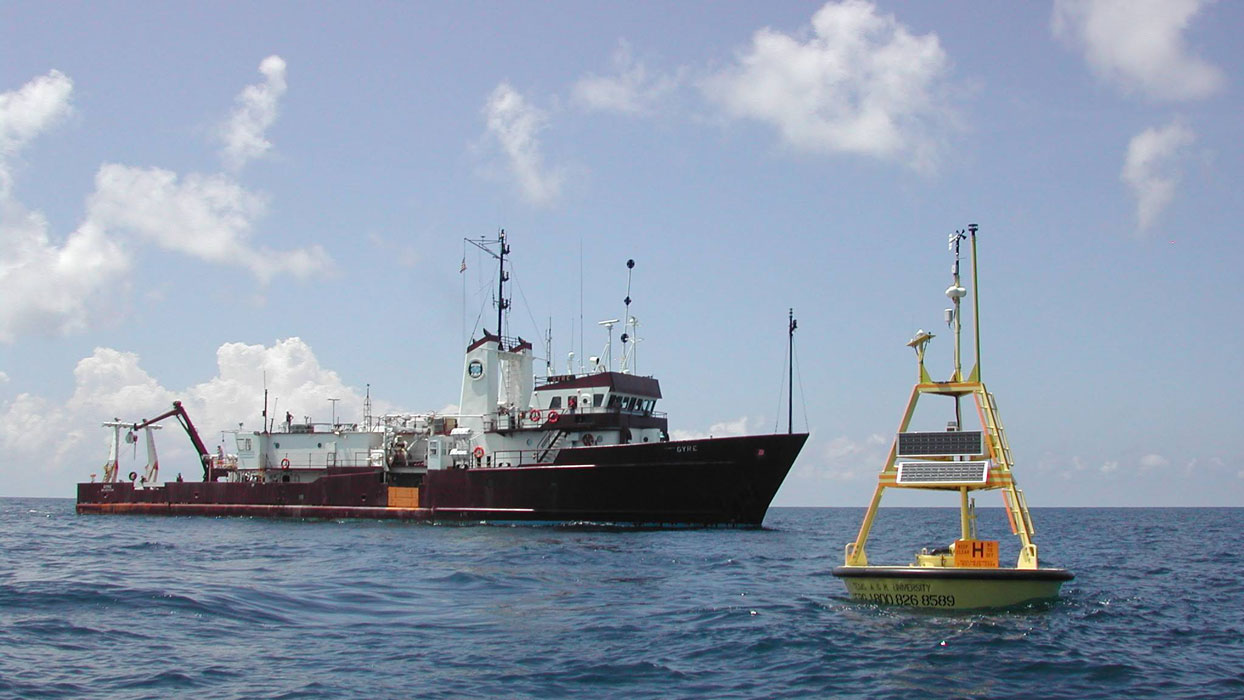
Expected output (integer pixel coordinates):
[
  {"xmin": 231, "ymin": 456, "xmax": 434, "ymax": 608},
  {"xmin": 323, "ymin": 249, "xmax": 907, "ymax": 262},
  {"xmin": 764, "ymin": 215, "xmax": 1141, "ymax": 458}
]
[{"xmin": 832, "ymin": 224, "xmax": 1073, "ymax": 610}]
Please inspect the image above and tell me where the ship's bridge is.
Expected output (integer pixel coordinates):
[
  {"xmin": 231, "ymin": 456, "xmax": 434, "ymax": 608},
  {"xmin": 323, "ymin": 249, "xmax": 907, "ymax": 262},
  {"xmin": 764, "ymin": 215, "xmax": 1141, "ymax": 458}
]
[{"xmin": 534, "ymin": 371, "xmax": 662, "ymax": 418}]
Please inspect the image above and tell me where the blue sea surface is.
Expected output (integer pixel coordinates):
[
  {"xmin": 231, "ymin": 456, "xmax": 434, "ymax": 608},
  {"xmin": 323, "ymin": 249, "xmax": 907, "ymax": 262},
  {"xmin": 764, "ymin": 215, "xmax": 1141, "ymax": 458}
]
[{"xmin": 1, "ymin": 501, "xmax": 1241, "ymax": 699}]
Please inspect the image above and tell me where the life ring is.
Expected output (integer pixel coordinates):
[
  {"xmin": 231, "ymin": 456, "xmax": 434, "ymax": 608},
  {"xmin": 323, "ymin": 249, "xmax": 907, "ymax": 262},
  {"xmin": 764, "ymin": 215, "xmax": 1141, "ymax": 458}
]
[
  {"xmin": 547, "ymin": 410, "xmax": 559, "ymax": 424},
  {"xmin": 128, "ymin": 471, "xmax": 138, "ymax": 481},
  {"xmin": 582, "ymin": 433, "xmax": 594, "ymax": 446},
  {"xmin": 529, "ymin": 409, "xmax": 542, "ymax": 423},
  {"xmin": 472, "ymin": 446, "xmax": 485, "ymax": 459},
  {"xmin": 280, "ymin": 458, "xmax": 290, "ymax": 469}
]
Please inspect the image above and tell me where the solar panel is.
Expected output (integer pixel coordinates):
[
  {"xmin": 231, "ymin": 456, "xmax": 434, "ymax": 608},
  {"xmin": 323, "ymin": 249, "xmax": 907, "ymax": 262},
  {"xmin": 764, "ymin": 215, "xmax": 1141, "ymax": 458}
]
[
  {"xmin": 896, "ymin": 461, "xmax": 990, "ymax": 485},
  {"xmin": 897, "ymin": 430, "xmax": 983, "ymax": 456}
]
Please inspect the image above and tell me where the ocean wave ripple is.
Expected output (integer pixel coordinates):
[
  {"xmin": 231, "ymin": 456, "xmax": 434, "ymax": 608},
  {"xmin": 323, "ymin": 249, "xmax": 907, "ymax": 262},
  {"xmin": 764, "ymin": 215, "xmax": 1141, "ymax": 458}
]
[{"xmin": 1, "ymin": 501, "xmax": 1241, "ymax": 699}]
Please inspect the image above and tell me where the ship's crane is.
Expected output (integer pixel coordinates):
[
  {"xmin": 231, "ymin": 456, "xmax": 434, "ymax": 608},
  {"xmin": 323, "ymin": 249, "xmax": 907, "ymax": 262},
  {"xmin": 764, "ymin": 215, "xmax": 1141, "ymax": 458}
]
[{"xmin": 130, "ymin": 401, "xmax": 213, "ymax": 481}]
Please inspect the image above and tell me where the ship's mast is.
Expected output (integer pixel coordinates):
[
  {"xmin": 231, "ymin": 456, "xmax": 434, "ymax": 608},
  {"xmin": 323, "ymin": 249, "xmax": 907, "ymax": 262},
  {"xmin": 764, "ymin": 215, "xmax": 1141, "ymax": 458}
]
[
  {"xmin": 788, "ymin": 308, "xmax": 797, "ymax": 435},
  {"xmin": 620, "ymin": 259, "xmax": 637, "ymax": 374},
  {"xmin": 496, "ymin": 229, "xmax": 510, "ymax": 350},
  {"xmin": 466, "ymin": 229, "xmax": 512, "ymax": 351}
]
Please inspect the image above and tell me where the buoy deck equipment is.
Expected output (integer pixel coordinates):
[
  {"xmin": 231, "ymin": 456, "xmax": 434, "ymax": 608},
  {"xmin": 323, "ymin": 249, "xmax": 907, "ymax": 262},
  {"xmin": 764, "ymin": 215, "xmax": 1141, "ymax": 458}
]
[{"xmin": 832, "ymin": 224, "xmax": 1072, "ymax": 610}]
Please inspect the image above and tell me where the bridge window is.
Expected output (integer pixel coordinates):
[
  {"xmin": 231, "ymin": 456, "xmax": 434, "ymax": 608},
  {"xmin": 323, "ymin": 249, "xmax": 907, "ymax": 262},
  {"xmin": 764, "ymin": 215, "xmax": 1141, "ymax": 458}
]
[
  {"xmin": 593, "ymin": 393, "xmax": 604, "ymax": 407},
  {"xmin": 550, "ymin": 396, "xmax": 562, "ymax": 409}
]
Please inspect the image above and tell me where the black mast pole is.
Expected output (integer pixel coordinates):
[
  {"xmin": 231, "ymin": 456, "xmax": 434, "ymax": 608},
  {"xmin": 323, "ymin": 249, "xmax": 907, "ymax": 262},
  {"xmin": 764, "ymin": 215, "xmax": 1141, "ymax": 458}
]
[
  {"xmin": 497, "ymin": 229, "xmax": 509, "ymax": 350},
  {"xmin": 788, "ymin": 308, "xmax": 797, "ymax": 434}
]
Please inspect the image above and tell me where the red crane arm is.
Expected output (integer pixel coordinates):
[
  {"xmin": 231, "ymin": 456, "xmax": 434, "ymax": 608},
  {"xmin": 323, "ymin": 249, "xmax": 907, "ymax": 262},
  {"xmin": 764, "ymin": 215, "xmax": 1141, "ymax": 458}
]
[{"xmin": 132, "ymin": 401, "xmax": 212, "ymax": 481}]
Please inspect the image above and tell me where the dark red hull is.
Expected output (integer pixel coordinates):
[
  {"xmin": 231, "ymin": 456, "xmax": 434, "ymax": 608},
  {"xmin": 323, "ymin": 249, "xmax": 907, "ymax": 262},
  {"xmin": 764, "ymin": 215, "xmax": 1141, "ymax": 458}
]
[{"xmin": 77, "ymin": 433, "xmax": 807, "ymax": 527}]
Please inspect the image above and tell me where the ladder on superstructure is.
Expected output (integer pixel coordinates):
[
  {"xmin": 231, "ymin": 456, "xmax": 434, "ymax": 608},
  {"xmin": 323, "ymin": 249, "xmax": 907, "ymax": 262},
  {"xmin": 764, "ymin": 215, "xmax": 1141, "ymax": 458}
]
[{"xmin": 535, "ymin": 429, "xmax": 568, "ymax": 463}]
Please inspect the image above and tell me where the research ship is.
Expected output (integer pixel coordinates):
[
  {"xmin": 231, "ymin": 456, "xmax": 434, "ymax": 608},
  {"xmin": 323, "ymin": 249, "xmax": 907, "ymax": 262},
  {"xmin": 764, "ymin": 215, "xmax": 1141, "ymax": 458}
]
[{"xmin": 77, "ymin": 232, "xmax": 808, "ymax": 526}]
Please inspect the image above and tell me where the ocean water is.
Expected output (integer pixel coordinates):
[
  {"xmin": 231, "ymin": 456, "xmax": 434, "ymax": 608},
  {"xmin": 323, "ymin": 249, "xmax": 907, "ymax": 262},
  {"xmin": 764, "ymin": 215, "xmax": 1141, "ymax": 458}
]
[{"xmin": 1, "ymin": 501, "xmax": 1241, "ymax": 699}]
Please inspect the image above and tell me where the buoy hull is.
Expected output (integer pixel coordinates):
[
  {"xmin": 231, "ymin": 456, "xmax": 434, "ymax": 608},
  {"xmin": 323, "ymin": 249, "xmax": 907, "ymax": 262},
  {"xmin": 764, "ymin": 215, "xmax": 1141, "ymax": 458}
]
[{"xmin": 832, "ymin": 566, "xmax": 1073, "ymax": 610}]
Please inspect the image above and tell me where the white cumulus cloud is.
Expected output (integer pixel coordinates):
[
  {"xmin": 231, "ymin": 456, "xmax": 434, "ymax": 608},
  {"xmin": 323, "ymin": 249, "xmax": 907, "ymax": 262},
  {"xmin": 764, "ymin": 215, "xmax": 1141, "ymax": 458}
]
[
  {"xmin": 0, "ymin": 69, "xmax": 74, "ymax": 191},
  {"xmin": 1052, "ymin": 0, "xmax": 1224, "ymax": 101},
  {"xmin": 189, "ymin": 337, "xmax": 366, "ymax": 430},
  {"xmin": 84, "ymin": 163, "xmax": 330, "ymax": 282},
  {"xmin": 0, "ymin": 71, "xmax": 129, "ymax": 342},
  {"xmin": 702, "ymin": 0, "xmax": 956, "ymax": 171},
  {"xmin": 0, "ymin": 62, "xmax": 332, "ymax": 342},
  {"xmin": 0, "ymin": 348, "xmax": 172, "ymax": 483},
  {"xmin": 0, "ymin": 216, "xmax": 128, "ymax": 341},
  {"xmin": 1121, "ymin": 121, "xmax": 1195, "ymax": 231},
  {"xmin": 69, "ymin": 347, "xmax": 178, "ymax": 420},
  {"xmin": 573, "ymin": 41, "xmax": 678, "ymax": 116},
  {"xmin": 482, "ymin": 83, "xmax": 564, "ymax": 207},
  {"xmin": 0, "ymin": 338, "xmax": 387, "ymax": 495},
  {"xmin": 219, "ymin": 55, "xmax": 288, "ymax": 171}
]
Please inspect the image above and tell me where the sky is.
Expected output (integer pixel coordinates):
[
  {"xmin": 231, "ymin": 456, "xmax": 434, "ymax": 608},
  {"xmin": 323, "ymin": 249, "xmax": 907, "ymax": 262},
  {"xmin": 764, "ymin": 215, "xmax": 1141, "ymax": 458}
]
[{"xmin": 2, "ymin": 0, "xmax": 1241, "ymax": 507}]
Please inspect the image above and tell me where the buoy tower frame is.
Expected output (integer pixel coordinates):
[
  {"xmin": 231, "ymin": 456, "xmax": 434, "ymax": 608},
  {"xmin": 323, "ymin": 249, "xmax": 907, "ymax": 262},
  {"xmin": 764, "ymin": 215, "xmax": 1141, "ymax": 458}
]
[{"xmin": 842, "ymin": 224, "xmax": 1043, "ymax": 571}]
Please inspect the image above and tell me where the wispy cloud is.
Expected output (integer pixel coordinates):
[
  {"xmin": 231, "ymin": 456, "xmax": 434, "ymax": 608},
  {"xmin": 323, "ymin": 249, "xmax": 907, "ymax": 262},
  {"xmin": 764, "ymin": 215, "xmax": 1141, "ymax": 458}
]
[
  {"xmin": 702, "ymin": 0, "xmax": 956, "ymax": 171},
  {"xmin": 368, "ymin": 233, "xmax": 420, "ymax": 268},
  {"xmin": 1138, "ymin": 453, "xmax": 1170, "ymax": 470},
  {"xmin": 219, "ymin": 55, "xmax": 288, "ymax": 171},
  {"xmin": 572, "ymin": 41, "xmax": 678, "ymax": 116},
  {"xmin": 794, "ymin": 433, "xmax": 889, "ymax": 482},
  {"xmin": 1121, "ymin": 121, "xmax": 1195, "ymax": 231},
  {"xmin": 482, "ymin": 83, "xmax": 564, "ymax": 206},
  {"xmin": 670, "ymin": 415, "xmax": 763, "ymax": 441},
  {"xmin": 1052, "ymin": 0, "xmax": 1224, "ymax": 101}
]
